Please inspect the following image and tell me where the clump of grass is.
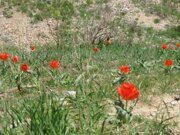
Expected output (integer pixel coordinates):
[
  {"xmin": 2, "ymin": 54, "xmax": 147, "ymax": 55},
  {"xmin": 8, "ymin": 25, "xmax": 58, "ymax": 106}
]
[
  {"xmin": 154, "ymin": 18, "xmax": 160, "ymax": 24},
  {"xmin": 3, "ymin": 8, "xmax": 13, "ymax": 18}
]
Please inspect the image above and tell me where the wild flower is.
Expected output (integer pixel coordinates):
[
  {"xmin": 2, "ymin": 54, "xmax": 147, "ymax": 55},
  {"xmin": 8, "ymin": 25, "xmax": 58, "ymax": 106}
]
[
  {"xmin": 164, "ymin": 59, "xmax": 173, "ymax": 67},
  {"xmin": 21, "ymin": 64, "xmax": 28, "ymax": 72},
  {"xmin": 12, "ymin": 55, "xmax": 19, "ymax": 63},
  {"xmin": 119, "ymin": 65, "xmax": 130, "ymax": 74},
  {"xmin": 30, "ymin": 45, "xmax": 35, "ymax": 51},
  {"xmin": 49, "ymin": 60, "xmax": 59, "ymax": 69},
  {"xmin": 116, "ymin": 82, "xmax": 139, "ymax": 100},
  {"xmin": 161, "ymin": 44, "xmax": 168, "ymax": 50},
  {"xmin": 93, "ymin": 47, "xmax": 99, "ymax": 52},
  {"xmin": 176, "ymin": 43, "xmax": 180, "ymax": 48},
  {"xmin": 0, "ymin": 53, "xmax": 9, "ymax": 61}
]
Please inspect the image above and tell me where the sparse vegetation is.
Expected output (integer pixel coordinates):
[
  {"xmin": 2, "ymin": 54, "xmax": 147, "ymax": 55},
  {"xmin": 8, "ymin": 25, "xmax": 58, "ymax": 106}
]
[
  {"xmin": 132, "ymin": 0, "xmax": 180, "ymax": 19},
  {"xmin": 154, "ymin": 18, "xmax": 160, "ymax": 24}
]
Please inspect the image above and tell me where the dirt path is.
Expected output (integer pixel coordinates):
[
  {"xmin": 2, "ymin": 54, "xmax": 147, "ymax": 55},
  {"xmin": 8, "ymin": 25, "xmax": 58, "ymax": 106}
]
[{"xmin": 133, "ymin": 94, "xmax": 180, "ymax": 132}]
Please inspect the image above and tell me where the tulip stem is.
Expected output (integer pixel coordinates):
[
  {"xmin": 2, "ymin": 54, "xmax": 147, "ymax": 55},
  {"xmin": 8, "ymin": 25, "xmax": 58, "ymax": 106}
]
[
  {"xmin": 125, "ymin": 101, "xmax": 128, "ymax": 111},
  {"xmin": 129, "ymin": 98, "xmax": 139, "ymax": 112},
  {"xmin": 15, "ymin": 74, "xmax": 22, "ymax": 92}
]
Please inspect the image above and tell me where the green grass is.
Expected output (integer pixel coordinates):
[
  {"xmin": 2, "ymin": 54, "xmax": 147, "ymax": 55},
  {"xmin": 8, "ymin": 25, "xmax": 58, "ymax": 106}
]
[
  {"xmin": 154, "ymin": 18, "xmax": 160, "ymax": 24},
  {"xmin": 0, "ymin": 42, "xmax": 179, "ymax": 134}
]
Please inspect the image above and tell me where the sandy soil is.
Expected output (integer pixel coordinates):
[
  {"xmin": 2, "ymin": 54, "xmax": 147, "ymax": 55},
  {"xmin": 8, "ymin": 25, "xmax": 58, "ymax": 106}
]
[
  {"xmin": 0, "ymin": 8, "xmax": 56, "ymax": 46},
  {"xmin": 0, "ymin": 0, "xmax": 174, "ymax": 46}
]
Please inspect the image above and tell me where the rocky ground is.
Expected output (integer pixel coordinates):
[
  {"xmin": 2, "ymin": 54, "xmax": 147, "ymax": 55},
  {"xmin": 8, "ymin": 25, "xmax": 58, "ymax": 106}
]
[
  {"xmin": 0, "ymin": 8, "xmax": 56, "ymax": 47},
  {"xmin": 0, "ymin": 0, "xmax": 176, "ymax": 47},
  {"xmin": 104, "ymin": 93, "xmax": 180, "ymax": 133},
  {"xmin": 134, "ymin": 94, "xmax": 180, "ymax": 131}
]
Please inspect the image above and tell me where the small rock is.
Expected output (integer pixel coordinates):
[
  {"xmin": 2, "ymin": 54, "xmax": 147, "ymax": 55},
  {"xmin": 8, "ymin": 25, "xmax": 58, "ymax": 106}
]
[
  {"xmin": 171, "ymin": 101, "xmax": 177, "ymax": 106},
  {"xmin": 63, "ymin": 90, "xmax": 76, "ymax": 98},
  {"xmin": 174, "ymin": 95, "xmax": 180, "ymax": 101}
]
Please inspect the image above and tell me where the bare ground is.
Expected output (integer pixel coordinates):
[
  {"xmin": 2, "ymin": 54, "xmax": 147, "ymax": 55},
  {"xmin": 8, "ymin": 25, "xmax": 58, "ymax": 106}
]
[
  {"xmin": 0, "ymin": 8, "xmax": 56, "ymax": 46},
  {"xmin": 0, "ymin": 0, "xmax": 176, "ymax": 46},
  {"xmin": 134, "ymin": 94, "xmax": 180, "ymax": 131}
]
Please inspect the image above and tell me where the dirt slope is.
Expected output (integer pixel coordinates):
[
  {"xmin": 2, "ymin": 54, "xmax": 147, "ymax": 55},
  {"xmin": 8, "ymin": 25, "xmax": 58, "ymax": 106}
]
[
  {"xmin": 0, "ymin": 8, "xmax": 55, "ymax": 46},
  {"xmin": 0, "ymin": 0, "xmax": 173, "ymax": 46}
]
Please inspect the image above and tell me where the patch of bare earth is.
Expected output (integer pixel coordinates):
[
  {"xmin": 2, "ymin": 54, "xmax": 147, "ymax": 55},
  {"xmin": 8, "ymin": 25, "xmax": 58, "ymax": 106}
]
[
  {"xmin": 0, "ymin": 8, "xmax": 56, "ymax": 46},
  {"xmin": 0, "ymin": 0, "xmax": 174, "ymax": 46},
  {"xmin": 133, "ymin": 94, "xmax": 180, "ymax": 133}
]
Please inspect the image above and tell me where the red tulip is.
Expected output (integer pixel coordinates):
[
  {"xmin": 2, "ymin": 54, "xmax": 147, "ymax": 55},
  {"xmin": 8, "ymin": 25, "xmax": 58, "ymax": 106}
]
[
  {"xmin": 12, "ymin": 55, "xmax": 19, "ymax": 63},
  {"xmin": 116, "ymin": 82, "xmax": 139, "ymax": 100},
  {"xmin": 49, "ymin": 60, "xmax": 59, "ymax": 69},
  {"xmin": 119, "ymin": 65, "xmax": 130, "ymax": 74},
  {"xmin": 93, "ymin": 48, "xmax": 99, "ymax": 52},
  {"xmin": 0, "ymin": 53, "xmax": 9, "ymax": 61},
  {"xmin": 164, "ymin": 59, "xmax": 173, "ymax": 67},
  {"xmin": 30, "ymin": 45, "xmax": 35, "ymax": 51},
  {"xmin": 20, "ymin": 64, "xmax": 28, "ymax": 72},
  {"xmin": 176, "ymin": 43, "xmax": 180, "ymax": 48},
  {"xmin": 161, "ymin": 44, "xmax": 168, "ymax": 50}
]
